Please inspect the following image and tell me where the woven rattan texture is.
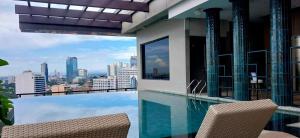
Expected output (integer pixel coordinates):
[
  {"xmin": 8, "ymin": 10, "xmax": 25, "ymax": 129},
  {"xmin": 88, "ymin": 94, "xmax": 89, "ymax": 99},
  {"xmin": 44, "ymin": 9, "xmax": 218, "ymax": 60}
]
[{"xmin": 2, "ymin": 113, "xmax": 130, "ymax": 138}]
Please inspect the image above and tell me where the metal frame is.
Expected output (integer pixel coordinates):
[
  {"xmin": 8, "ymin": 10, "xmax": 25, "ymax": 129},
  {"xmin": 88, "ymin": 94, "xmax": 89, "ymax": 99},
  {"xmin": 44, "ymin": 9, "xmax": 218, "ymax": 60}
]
[
  {"xmin": 16, "ymin": 87, "xmax": 137, "ymax": 97},
  {"xmin": 247, "ymin": 49, "xmax": 270, "ymax": 100},
  {"xmin": 14, "ymin": 0, "xmax": 151, "ymax": 34},
  {"xmin": 290, "ymin": 46, "xmax": 300, "ymax": 101},
  {"xmin": 218, "ymin": 53, "xmax": 233, "ymax": 98}
]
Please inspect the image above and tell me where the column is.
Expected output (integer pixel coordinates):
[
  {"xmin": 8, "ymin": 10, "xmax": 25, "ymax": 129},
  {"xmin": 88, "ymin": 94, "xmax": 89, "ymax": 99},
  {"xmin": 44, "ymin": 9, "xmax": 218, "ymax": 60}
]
[
  {"xmin": 204, "ymin": 8, "xmax": 221, "ymax": 97},
  {"xmin": 230, "ymin": 0, "xmax": 250, "ymax": 101},
  {"xmin": 270, "ymin": 0, "xmax": 292, "ymax": 106}
]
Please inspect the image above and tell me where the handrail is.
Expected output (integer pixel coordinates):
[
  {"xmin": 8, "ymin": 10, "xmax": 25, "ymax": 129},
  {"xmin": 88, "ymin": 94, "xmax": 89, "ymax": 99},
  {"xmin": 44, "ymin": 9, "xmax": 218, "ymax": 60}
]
[
  {"xmin": 16, "ymin": 87, "xmax": 137, "ymax": 97},
  {"xmin": 192, "ymin": 80, "xmax": 207, "ymax": 97},
  {"xmin": 192, "ymin": 80, "xmax": 202, "ymax": 95},
  {"xmin": 199, "ymin": 81, "xmax": 207, "ymax": 95},
  {"xmin": 186, "ymin": 79, "xmax": 199, "ymax": 96},
  {"xmin": 187, "ymin": 79, "xmax": 198, "ymax": 89}
]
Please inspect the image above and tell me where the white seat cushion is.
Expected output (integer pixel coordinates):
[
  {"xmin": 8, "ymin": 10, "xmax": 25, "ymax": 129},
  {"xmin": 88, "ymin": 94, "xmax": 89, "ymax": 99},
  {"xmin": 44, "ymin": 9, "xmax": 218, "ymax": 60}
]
[{"xmin": 259, "ymin": 130, "xmax": 297, "ymax": 138}]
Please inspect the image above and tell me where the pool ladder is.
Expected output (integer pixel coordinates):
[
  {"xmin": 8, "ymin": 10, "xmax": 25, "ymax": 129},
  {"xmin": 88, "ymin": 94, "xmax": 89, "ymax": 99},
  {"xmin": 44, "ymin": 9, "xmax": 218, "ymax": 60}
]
[
  {"xmin": 187, "ymin": 79, "xmax": 207, "ymax": 111},
  {"xmin": 187, "ymin": 79, "xmax": 207, "ymax": 97}
]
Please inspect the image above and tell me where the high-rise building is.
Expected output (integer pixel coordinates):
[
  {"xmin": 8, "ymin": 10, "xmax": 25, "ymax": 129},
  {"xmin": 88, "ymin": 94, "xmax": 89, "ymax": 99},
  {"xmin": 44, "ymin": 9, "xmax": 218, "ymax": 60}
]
[
  {"xmin": 130, "ymin": 75, "xmax": 138, "ymax": 88},
  {"xmin": 78, "ymin": 69, "xmax": 88, "ymax": 79},
  {"xmin": 66, "ymin": 57, "xmax": 78, "ymax": 83},
  {"xmin": 107, "ymin": 63, "xmax": 118, "ymax": 76},
  {"xmin": 130, "ymin": 56, "xmax": 137, "ymax": 67},
  {"xmin": 107, "ymin": 62, "xmax": 129, "ymax": 77},
  {"xmin": 41, "ymin": 63, "xmax": 48, "ymax": 83},
  {"xmin": 15, "ymin": 71, "xmax": 46, "ymax": 95},
  {"xmin": 92, "ymin": 76, "xmax": 117, "ymax": 90},
  {"xmin": 117, "ymin": 67, "xmax": 138, "ymax": 88},
  {"xmin": 117, "ymin": 62, "xmax": 123, "ymax": 68},
  {"xmin": 107, "ymin": 65, "xmax": 111, "ymax": 76}
]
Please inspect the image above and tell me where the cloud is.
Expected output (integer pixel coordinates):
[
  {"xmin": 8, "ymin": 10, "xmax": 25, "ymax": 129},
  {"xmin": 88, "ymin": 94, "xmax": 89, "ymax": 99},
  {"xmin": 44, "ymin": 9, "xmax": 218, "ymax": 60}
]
[
  {"xmin": 0, "ymin": 0, "xmax": 135, "ymax": 51},
  {"xmin": 111, "ymin": 46, "xmax": 137, "ymax": 60},
  {"xmin": 0, "ymin": 0, "xmax": 137, "ymax": 76},
  {"xmin": 154, "ymin": 58, "xmax": 168, "ymax": 67}
]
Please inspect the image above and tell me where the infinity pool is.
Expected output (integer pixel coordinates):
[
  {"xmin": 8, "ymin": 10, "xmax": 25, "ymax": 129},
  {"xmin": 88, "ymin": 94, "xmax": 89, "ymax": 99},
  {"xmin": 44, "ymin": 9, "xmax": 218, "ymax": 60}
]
[{"xmin": 12, "ymin": 91, "xmax": 300, "ymax": 137}]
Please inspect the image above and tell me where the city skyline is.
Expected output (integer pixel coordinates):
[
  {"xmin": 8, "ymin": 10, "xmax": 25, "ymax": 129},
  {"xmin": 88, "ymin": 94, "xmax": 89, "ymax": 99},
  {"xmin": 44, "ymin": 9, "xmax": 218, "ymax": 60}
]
[
  {"xmin": 0, "ymin": 38, "xmax": 137, "ymax": 77},
  {"xmin": 0, "ymin": 56, "xmax": 137, "ymax": 79}
]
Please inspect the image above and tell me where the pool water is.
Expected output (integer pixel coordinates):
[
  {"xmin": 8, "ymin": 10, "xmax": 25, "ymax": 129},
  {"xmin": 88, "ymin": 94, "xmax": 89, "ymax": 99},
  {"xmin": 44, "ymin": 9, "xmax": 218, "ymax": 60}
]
[{"xmin": 12, "ymin": 91, "xmax": 300, "ymax": 137}]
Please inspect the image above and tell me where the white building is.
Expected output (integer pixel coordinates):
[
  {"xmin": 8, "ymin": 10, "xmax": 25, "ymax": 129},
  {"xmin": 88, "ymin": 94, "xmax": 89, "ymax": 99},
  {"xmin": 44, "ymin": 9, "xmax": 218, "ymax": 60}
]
[
  {"xmin": 107, "ymin": 63, "xmax": 118, "ymax": 76},
  {"xmin": 92, "ymin": 76, "xmax": 117, "ymax": 90},
  {"xmin": 15, "ymin": 70, "xmax": 46, "ymax": 95},
  {"xmin": 107, "ymin": 62, "xmax": 131, "ymax": 77},
  {"xmin": 117, "ymin": 67, "xmax": 138, "ymax": 88},
  {"xmin": 78, "ymin": 69, "xmax": 88, "ymax": 79}
]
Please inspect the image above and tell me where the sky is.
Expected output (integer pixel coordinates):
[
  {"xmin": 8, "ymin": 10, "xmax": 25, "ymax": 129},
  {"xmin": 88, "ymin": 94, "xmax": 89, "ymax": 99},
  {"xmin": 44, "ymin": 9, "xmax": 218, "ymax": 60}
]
[{"xmin": 0, "ymin": 0, "xmax": 137, "ymax": 76}]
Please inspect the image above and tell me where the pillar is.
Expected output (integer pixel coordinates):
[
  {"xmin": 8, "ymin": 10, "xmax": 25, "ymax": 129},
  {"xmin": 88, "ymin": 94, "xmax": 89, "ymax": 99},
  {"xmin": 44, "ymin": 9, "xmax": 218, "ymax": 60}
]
[
  {"xmin": 204, "ymin": 8, "xmax": 221, "ymax": 97},
  {"xmin": 270, "ymin": 0, "xmax": 292, "ymax": 106},
  {"xmin": 230, "ymin": 0, "xmax": 250, "ymax": 101}
]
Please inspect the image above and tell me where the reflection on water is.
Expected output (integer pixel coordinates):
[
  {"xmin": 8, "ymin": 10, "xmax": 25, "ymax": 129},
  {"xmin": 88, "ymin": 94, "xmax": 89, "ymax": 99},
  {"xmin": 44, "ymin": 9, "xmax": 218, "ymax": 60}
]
[
  {"xmin": 12, "ymin": 91, "xmax": 139, "ymax": 138},
  {"xmin": 139, "ymin": 91, "xmax": 300, "ymax": 137},
  {"xmin": 12, "ymin": 91, "xmax": 300, "ymax": 137},
  {"xmin": 266, "ymin": 113, "xmax": 300, "ymax": 136},
  {"xmin": 139, "ymin": 91, "xmax": 216, "ymax": 138},
  {"xmin": 141, "ymin": 101, "xmax": 171, "ymax": 137}
]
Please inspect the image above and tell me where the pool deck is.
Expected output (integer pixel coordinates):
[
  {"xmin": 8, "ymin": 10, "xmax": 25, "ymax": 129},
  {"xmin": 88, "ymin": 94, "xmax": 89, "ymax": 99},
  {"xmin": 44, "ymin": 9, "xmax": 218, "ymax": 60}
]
[{"xmin": 189, "ymin": 94, "xmax": 300, "ymax": 116}]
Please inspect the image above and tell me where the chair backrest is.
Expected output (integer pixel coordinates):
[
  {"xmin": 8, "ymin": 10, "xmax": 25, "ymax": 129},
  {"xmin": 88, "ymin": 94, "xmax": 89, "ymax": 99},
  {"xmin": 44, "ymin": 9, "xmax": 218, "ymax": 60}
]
[
  {"xmin": 251, "ymin": 72, "xmax": 257, "ymax": 81},
  {"xmin": 2, "ymin": 113, "xmax": 130, "ymax": 138},
  {"xmin": 196, "ymin": 99, "xmax": 277, "ymax": 138}
]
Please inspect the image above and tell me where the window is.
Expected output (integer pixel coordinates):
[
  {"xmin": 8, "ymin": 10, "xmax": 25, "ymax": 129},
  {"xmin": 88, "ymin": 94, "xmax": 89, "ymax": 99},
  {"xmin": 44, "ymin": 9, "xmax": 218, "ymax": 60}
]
[{"xmin": 142, "ymin": 37, "xmax": 170, "ymax": 80}]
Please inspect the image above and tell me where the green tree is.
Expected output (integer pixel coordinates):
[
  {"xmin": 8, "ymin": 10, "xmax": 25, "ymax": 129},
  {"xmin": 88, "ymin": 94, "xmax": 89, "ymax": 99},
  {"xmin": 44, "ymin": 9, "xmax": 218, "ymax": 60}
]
[{"xmin": 0, "ymin": 59, "xmax": 13, "ymax": 125}]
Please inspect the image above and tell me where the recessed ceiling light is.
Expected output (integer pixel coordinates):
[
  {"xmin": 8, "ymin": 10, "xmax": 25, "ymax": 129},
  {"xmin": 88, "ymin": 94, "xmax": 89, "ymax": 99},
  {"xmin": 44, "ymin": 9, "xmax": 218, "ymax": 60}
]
[
  {"xmin": 30, "ymin": 2, "xmax": 48, "ymax": 7},
  {"xmin": 14, "ymin": 1, "xmax": 28, "ymax": 6},
  {"xmin": 86, "ymin": 7, "xmax": 101, "ymax": 12},
  {"xmin": 66, "ymin": 17, "xmax": 79, "ymax": 20},
  {"xmin": 69, "ymin": 5, "xmax": 85, "ymax": 11},
  {"xmin": 103, "ymin": 8, "xmax": 117, "ymax": 13},
  {"xmin": 119, "ymin": 10, "xmax": 134, "ymax": 15},
  {"xmin": 49, "ymin": 16, "xmax": 64, "ymax": 19},
  {"xmin": 51, "ymin": 4, "xmax": 67, "ymax": 9}
]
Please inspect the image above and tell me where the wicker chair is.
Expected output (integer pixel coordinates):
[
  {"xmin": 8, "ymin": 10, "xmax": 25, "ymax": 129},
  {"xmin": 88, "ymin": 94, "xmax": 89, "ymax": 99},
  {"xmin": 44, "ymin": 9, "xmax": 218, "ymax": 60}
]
[
  {"xmin": 1, "ymin": 113, "xmax": 130, "ymax": 138},
  {"xmin": 196, "ymin": 99, "xmax": 296, "ymax": 138}
]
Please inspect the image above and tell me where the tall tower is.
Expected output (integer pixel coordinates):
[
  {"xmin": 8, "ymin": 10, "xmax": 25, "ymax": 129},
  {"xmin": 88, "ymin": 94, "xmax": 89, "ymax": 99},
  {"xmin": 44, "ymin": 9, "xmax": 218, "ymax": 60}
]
[
  {"xmin": 130, "ymin": 56, "xmax": 137, "ymax": 67},
  {"xmin": 66, "ymin": 57, "xmax": 78, "ymax": 83},
  {"xmin": 41, "ymin": 63, "xmax": 48, "ymax": 83}
]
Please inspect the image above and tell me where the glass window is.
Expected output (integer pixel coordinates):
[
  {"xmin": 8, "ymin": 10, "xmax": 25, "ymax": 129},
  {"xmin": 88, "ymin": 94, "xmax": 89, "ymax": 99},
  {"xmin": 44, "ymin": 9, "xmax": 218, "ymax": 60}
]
[{"xmin": 142, "ymin": 37, "xmax": 169, "ymax": 80}]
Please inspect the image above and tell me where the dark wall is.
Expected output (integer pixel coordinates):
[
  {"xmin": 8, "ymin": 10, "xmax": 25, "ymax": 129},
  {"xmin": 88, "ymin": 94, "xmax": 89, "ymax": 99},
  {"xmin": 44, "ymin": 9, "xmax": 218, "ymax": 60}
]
[
  {"xmin": 190, "ymin": 36, "xmax": 206, "ymax": 82},
  {"xmin": 263, "ymin": 8, "xmax": 300, "ymax": 49}
]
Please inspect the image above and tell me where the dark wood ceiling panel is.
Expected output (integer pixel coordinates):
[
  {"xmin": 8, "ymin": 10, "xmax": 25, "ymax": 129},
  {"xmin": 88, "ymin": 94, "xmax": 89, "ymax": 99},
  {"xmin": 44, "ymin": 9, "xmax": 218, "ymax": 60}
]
[
  {"xmin": 19, "ymin": 15, "xmax": 122, "ymax": 29},
  {"xmin": 14, "ymin": 0, "xmax": 150, "ymax": 35}
]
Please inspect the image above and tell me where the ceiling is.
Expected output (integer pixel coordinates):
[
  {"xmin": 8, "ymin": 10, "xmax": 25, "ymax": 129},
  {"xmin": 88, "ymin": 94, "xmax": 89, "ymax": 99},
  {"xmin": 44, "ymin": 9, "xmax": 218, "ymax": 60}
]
[
  {"xmin": 14, "ymin": 0, "xmax": 152, "ymax": 35},
  {"xmin": 172, "ymin": 0, "xmax": 300, "ymax": 21}
]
